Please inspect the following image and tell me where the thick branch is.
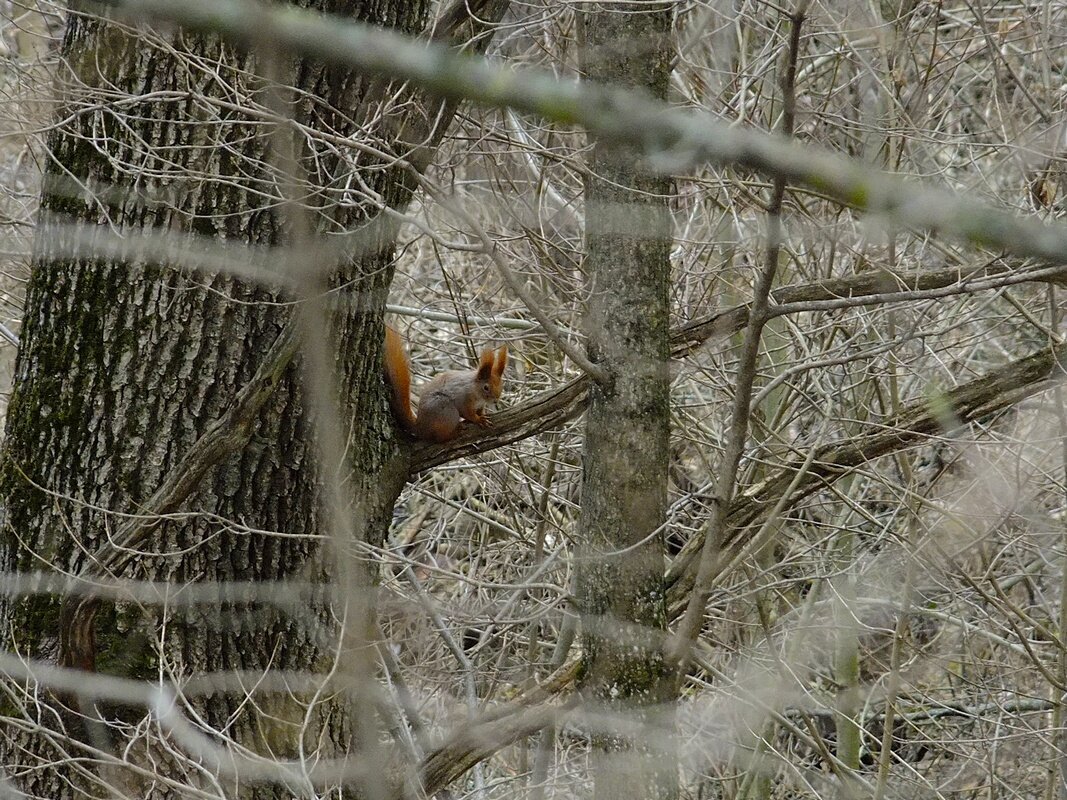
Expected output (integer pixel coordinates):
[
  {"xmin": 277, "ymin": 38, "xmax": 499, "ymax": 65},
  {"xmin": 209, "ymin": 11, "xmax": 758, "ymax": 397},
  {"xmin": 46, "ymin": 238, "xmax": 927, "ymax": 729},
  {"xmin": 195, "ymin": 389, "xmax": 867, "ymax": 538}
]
[
  {"xmin": 411, "ymin": 660, "xmax": 579, "ymax": 797},
  {"xmin": 407, "ymin": 372, "xmax": 589, "ymax": 473},
  {"xmin": 674, "ymin": 260, "xmax": 1067, "ymax": 356},
  {"xmin": 418, "ymin": 704, "xmax": 570, "ymax": 797}
]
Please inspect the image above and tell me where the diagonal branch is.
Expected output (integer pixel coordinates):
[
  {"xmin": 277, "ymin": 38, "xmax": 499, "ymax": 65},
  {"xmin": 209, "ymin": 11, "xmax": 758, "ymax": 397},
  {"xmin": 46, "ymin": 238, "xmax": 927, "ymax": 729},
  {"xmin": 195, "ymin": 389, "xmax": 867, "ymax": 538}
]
[
  {"xmin": 418, "ymin": 703, "xmax": 573, "ymax": 798},
  {"xmin": 409, "ymin": 660, "xmax": 580, "ymax": 798},
  {"xmin": 664, "ymin": 341, "xmax": 1067, "ymax": 602},
  {"xmin": 108, "ymin": 0, "xmax": 1067, "ymax": 266}
]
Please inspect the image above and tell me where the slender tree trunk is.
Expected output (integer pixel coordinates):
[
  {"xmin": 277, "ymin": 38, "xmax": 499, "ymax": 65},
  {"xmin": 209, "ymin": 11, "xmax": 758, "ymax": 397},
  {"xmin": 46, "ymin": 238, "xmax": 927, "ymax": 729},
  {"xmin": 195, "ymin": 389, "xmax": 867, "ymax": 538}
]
[
  {"xmin": 575, "ymin": 4, "xmax": 677, "ymax": 800},
  {"xmin": 0, "ymin": 1, "xmax": 508, "ymax": 797}
]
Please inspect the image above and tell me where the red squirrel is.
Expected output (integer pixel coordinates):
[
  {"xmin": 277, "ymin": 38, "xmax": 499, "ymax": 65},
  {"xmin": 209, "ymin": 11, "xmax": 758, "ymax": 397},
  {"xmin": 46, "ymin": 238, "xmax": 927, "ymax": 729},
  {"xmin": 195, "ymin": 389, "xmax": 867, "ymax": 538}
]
[{"xmin": 383, "ymin": 326, "xmax": 508, "ymax": 443}]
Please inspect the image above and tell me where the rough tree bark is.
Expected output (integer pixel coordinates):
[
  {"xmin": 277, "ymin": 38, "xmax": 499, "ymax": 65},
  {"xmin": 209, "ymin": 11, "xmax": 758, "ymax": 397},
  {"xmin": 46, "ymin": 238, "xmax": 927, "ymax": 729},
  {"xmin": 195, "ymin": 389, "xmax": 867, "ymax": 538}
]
[
  {"xmin": 574, "ymin": 4, "xmax": 677, "ymax": 800},
  {"xmin": 0, "ymin": 1, "xmax": 509, "ymax": 797}
]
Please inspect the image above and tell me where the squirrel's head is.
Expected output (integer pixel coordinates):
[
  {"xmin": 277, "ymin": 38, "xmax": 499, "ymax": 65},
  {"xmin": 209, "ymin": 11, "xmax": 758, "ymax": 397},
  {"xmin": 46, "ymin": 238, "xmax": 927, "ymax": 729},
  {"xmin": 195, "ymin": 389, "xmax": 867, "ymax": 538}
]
[{"xmin": 475, "ymin": 345, "xmax": 508, "ymax": 401}]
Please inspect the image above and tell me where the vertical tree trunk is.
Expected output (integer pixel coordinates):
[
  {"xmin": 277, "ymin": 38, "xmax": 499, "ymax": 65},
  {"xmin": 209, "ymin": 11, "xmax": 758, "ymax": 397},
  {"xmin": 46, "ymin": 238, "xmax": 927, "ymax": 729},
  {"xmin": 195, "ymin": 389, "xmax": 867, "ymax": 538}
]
[
  {"xmin": 0, "ymin": 1, "xmax": 508, "ymax": 797},
  {"xmin": 575, "ymin": 5, "xmax": 676, "ymax": 800}
]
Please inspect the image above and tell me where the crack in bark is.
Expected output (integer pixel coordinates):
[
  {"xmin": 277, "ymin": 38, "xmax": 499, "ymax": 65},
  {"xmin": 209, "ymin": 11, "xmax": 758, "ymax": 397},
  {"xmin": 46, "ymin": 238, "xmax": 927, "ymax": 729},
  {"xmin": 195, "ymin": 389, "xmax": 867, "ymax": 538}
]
[{"xmin": 59, "ymin": 321, "xmax": 300, "ymax": 669}]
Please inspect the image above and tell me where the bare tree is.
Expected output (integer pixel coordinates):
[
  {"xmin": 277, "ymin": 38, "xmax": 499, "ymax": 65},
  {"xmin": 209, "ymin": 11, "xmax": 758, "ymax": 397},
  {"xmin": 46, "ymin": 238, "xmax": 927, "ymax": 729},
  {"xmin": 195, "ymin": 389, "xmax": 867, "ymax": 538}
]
[{"xmin": 0, "ymin": 0, "xmax": 510, "ymax": 797}]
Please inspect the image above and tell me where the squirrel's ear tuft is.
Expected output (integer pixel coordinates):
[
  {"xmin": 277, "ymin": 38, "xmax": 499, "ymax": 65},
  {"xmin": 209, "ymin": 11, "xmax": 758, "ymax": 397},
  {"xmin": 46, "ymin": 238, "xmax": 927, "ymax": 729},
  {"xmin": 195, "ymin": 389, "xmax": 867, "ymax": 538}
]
[
  {"xmin": 476, "ymin": 347, "xmax": 496, "ymax": 380},
  {"xmin": 493, "ymin": 346, "xmax": 508, "ymax": 377}
]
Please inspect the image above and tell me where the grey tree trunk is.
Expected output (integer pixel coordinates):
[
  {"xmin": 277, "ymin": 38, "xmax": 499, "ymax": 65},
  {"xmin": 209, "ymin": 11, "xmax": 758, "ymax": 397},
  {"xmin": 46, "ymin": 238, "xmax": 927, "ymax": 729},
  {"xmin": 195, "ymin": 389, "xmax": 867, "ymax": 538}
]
[
  {"xmin": 0, "ymin": 1, "xmax": 508, "ymax": 797},
  {"xmin": 575, "ymin": 4, "xmax": 677, "ymax": 800}
]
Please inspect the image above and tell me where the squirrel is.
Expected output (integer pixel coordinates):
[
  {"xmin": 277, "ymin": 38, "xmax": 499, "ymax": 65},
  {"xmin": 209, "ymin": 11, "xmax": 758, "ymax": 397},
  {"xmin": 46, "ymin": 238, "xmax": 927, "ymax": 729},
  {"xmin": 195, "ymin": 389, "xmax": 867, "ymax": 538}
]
[{"xmin": 383, "ymin": 325, "xmax": 508, "ymax": 443}]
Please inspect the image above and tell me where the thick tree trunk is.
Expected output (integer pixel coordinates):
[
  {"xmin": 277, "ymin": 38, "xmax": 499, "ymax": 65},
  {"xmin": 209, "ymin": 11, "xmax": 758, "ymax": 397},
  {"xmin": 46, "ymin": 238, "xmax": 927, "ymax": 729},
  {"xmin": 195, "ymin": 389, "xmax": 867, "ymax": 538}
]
[
  {"xmin": 0, "ymin": 1, "xmax": 508, "ymax": 797},
  {"xmin": 575, "ymin": 4, "xmax": 677, "ymax": 800}
]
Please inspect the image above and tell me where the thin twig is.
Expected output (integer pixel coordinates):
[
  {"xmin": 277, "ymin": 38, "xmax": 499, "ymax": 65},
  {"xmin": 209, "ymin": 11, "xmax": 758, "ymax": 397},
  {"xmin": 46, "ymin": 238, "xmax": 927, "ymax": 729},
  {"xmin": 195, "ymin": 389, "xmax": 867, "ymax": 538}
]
[{"xmin": 417, "ymin": 178, "xmax": 607, "ymax": 382}]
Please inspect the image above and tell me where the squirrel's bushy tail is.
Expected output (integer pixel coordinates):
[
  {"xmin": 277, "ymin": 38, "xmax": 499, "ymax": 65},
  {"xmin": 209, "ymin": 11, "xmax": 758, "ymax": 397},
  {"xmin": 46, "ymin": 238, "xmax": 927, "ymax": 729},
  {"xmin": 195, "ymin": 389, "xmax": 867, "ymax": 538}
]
[{"xmin": 383, "ymin": 326, "xmax": 417, "ymax": 434}]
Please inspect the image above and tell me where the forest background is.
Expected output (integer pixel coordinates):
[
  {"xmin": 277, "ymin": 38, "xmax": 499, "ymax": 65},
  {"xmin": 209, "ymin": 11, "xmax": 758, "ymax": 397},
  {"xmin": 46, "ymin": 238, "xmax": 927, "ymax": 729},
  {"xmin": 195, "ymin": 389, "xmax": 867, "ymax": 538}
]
[{"xmin": 3, "ymin": 1, "xmax": 1067, "ymax": 799}]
